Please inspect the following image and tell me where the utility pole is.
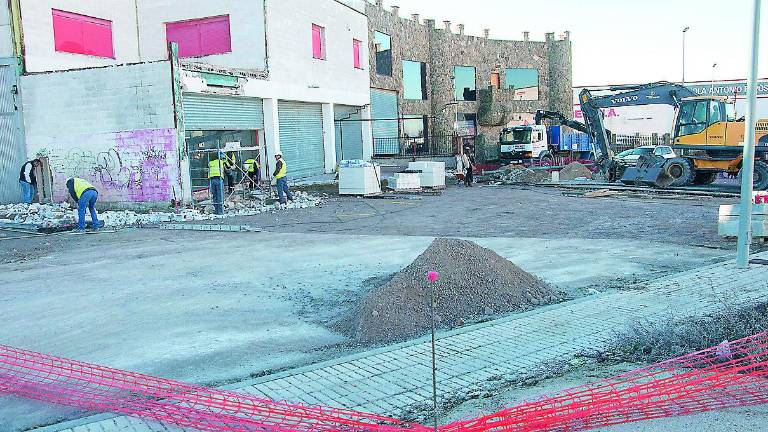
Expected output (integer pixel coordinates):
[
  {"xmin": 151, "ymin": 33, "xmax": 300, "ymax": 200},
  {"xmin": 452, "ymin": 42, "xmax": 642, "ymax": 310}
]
[
  {"xmin": 710, "ymin": 63, "xmax": 718, "ymax": 94},
  {"xmin": 427, "ymin": 271, "xmax": 440, "ymax": 432},
  {"xmin": 736, "ymin": 0, "xmax": 762, "ymax": 268},
  {"xmin": 682, "ymin": 27, "xmax": 690, "ymax": 86}
]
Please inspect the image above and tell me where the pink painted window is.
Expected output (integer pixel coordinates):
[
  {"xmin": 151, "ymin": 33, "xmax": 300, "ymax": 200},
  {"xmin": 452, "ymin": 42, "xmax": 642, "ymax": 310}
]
[
  {"xmin": 166, "ymin": 15, "xmax": 232, "ymax": 58},
  {"xmin": 353, "ymin": 39, "xmax": 362, "ymax": 69},
  {"xmin": 312, "ymin": 24, "xmax": 325, "ymax": 60},
  {"xmin": 52, "ymin": 9, "xmax": 114, "ymax": 58}
]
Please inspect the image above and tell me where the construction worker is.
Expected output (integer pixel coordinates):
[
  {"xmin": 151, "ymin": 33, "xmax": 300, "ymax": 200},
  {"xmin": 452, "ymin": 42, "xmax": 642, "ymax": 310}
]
[
  {"xmin": 19, "ymin": 159, "xmax": 41, "ymax": 203},
  {"xmin": 65, "ymin": 177, "xmax": 102, "ymax": 231},
  {"xmin": 244, "ymin": 156, "xmax": 261, "ymax": 190},
  {"xmin": 225, "ymin": 152, "xmax": 238, "ymax": 194},
  {"xmin": 208, "ymin": 151, "xmax": 226, "ymax": 215},
  {"xmin": 273, "ymin": 151, "xmax": 293, "ymax": 206}
]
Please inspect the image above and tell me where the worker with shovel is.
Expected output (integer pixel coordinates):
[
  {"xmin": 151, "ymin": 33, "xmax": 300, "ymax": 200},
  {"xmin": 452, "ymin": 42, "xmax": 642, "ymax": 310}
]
[{"xmin": 65, "ymin": 177, "xmax": 102, "ymax": 231}]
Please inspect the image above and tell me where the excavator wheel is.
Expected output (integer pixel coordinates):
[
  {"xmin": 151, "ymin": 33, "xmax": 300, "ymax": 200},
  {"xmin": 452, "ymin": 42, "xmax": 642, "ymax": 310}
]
[
  {"xmin": 738, "ymin": 160, "xmax": 768, "ymax": 190},
  {"xmin": 665, "ymin": 157, "xmax": 696, "ymax": 187},
  {"xmin": 692, "ymin": 171, "xmax": 718, "ymax": 185}
]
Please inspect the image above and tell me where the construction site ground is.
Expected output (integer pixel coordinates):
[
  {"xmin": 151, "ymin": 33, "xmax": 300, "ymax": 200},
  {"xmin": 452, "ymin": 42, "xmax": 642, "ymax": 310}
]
[{"xmin": 1, "ymin": 183, "xmax": 765, "ymax": 431}]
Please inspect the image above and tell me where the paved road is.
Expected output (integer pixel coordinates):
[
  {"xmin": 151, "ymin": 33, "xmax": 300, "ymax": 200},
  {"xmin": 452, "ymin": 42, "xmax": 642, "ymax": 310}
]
[{"xmin": 38, "ymin": 251, "xmax": 768, "ymax": 432}]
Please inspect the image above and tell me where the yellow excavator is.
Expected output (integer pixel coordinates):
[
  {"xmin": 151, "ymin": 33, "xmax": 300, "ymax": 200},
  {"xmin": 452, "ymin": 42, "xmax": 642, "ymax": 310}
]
[{"xmin": 538, "ymin": 82, "xmax": 768, "ymax": 188}]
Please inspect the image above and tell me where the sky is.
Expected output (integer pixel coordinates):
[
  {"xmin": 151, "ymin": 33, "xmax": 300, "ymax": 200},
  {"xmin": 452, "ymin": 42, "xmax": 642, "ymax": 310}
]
[{"xmin": 378, "ymin": 0, "xmax": 768, "ymax": 86}]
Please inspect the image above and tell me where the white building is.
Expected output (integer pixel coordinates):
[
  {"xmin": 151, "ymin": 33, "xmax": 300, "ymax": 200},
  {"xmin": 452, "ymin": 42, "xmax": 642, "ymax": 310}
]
[
  {"xmin": 572, "ymin": 79, "xmax": 768, "ymax": 136},
  {"xmin": 6, "ymin": 0, "xmax": 372, "ymax": 204}
]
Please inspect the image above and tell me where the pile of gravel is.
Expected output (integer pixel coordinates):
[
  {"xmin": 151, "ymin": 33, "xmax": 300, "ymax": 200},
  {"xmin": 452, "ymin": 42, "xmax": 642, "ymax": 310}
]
[
  {"xmin": 559, "ymin": 162, "xmax": 594, "ymax": 181},
  {"xmin": 493, "ymin": 167, "xmax": 550, "ymax": 184},
  {"xmin": 354, "ymin": 238, "xmax": 561, "ymax": 344}
]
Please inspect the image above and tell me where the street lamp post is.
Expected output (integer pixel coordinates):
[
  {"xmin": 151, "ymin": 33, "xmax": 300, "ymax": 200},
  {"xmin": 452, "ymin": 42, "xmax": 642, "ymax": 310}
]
[
  {"xmin": 682, "ymin": 27, "xmax": 690, "ymax": 85},
  {"xmin": 711, "ymin": 63, "xmax": 718, "ymax": 93},
  {"xmin": 736, "ymin": 0, "xmax": 762, "ymax": 268}
]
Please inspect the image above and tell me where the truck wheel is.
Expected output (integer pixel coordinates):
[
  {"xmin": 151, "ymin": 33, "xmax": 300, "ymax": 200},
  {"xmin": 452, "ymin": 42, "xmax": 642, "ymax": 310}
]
[
  {"xmin": 539, "ymin": 152, "xmax": 554, "ymax": 167},
  {"xmin": 692, "ymin": 171, "xmax": 718, "ymax": 185},
  {"xmin": 665, "ymin": 157, "xmax": 696, "ymax": 187},
  {"xmin": 739, "ymin": 160, "xmax": 768, "ymax": 190}
]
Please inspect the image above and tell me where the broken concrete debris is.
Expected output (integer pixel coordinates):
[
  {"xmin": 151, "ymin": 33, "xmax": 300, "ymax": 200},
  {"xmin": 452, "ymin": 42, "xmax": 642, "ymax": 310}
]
[
  {"xmin": 491, "ymin": 162, "xmax": 593, "ymax": 185},
  {"xmin": 353, "ymin": 238, "xmax": 562, "ymax": 344},
  {"xmin": 0, "ymin": 192, "xmax": 321, "ymax": 229}
]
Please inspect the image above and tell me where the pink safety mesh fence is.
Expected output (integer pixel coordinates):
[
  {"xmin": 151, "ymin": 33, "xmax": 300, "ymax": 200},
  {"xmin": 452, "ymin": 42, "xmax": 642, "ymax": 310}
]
[{"xmin": 2, "ymin": 333, "xmax": 768, "ymax": 431}]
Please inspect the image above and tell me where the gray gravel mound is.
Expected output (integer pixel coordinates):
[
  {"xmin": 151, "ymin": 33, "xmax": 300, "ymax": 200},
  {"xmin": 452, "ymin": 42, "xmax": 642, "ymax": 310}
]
[{"xmin": 355, "ymin": 238, "xmax": 560, "ymax": 344}]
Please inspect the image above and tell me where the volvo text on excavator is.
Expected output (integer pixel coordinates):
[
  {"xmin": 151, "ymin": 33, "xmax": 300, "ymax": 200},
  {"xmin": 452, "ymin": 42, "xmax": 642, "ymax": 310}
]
[{"xmin": 535, "ymin": 81, "xmax": 768, "ymax": 188}]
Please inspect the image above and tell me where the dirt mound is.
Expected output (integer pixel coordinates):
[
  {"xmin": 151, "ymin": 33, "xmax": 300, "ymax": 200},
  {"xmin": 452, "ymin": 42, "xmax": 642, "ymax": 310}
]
[
  {"xmin": 495, "ymin": 166, "xmax": 551, "ymax": 184},
  {"xmin": 355, "ymin": 238, "xmax": 560, "ymax": 344},
  {"xmin": 559, "ymin": 162, "xmax": 593, "ymax": 181}
]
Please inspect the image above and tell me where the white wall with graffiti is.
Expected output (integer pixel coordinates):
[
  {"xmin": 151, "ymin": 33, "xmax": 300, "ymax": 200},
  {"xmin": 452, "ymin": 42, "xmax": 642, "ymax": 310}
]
[{"xmin": 20, "ymin": 61, "xmax": 182, "ymax": 203}]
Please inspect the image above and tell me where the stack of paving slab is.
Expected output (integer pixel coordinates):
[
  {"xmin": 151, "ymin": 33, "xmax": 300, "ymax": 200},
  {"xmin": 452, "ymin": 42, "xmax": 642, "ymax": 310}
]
[
  {"xmin": 338, "ymin": 162, "xmax": 382, "ymax": 196},
  {"xmin": 407, "ymin": 161, "xmax": 446, "ymax": 188},
  {"xmin": 718, "ymin": 204, "xmax": 768, "ymax": 238},
  {"xmin": 388, "ymin": 172, "xmax": 421, "ymax": 191}
]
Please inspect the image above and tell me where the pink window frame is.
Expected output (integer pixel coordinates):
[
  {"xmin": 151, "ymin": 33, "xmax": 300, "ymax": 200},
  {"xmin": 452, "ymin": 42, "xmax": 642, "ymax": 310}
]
[
  {"xmin": 52, "ymin": 9, "xmax": 115, "ymax": 58},
  {"xmin": 353, "ymin": 39, "xmax": 362, "ymax": 69},
  {"xmin": 312, "ymin": 24, "xmax": 325, "ymax": 60},
  {"xmin": 165, "ymin": 15, "xmax": 232, "ymax": 58}
]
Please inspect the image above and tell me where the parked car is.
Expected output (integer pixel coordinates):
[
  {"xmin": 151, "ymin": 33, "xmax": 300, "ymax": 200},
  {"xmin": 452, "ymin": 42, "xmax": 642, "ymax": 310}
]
[{"xmin": 614, "ymin": 146, "xmax": 676, "ymax": 166}]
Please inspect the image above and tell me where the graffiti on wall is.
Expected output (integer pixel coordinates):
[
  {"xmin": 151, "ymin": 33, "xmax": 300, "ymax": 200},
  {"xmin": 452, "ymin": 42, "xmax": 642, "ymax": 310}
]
[{"xmin": 45, "ymin": 128, "xmax": 179, "ymax": 202}]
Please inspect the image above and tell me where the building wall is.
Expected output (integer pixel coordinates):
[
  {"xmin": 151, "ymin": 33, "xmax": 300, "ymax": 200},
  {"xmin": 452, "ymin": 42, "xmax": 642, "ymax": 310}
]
[
  {"xmin": 19, "ymin": 0, "xmax": 140, "ymax": 72},
  {"xmin": 136, "ymin": 0, "xmax": 267, "ymax": 70},
  {"xmin": 365, "ymin": 1, "xmax": 573, "ymax": 159},
  {"xmin": 0, "ymin": 2, "xmax": 14, "ymax": 58},
  {"xmin": 21, "ymin": 61, "xmax": 180, "ymax": 202}
]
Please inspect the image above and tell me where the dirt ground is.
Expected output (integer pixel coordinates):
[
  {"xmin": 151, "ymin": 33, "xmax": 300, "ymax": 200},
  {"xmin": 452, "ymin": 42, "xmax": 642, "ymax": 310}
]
[{"xmin": 0, "ymin": 184, "xmax": 749, "ymax": 430}]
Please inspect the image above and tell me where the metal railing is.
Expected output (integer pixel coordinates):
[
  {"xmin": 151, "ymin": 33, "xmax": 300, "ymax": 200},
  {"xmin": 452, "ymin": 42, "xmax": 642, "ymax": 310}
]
[{"xmin": 373, "ymin": 135, "xmax": 457, "ymax": 158}]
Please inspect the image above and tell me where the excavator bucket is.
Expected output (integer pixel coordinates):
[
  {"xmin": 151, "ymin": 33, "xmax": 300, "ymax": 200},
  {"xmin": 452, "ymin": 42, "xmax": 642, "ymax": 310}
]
[{"xmin": 620, "ymin": 155, "xmax": 675, "ymax": 188}]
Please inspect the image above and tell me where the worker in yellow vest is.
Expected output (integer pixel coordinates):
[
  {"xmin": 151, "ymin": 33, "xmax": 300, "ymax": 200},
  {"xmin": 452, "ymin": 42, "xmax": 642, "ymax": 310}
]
[
  {"xmin": 273, "ymin": 151, "xmax": 293, "ymax": 206},
  {"xmin": 244, "ymin": 157, "xmax": 261, "ymax": 190},
  {"xmin": 208, "ymin": 152, "xmax": 226, "ymax": 215},
  {"xmin": 66, "ymin": 177, "xmax": 102, "ymax": 230},
  {"xmin": 225, "ymin": 152, "xmax": 238, "ymax": 194}
]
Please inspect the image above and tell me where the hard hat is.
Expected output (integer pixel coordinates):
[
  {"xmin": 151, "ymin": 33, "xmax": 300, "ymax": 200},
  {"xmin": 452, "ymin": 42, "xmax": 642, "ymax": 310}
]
[{"xmin": 274, "ymin": 151, "xmax": 283, "ymax": 157}]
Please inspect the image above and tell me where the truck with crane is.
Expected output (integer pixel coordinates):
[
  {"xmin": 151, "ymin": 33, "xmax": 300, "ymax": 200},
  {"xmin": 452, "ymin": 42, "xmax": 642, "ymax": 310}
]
[{"xmin": 530, "ymin": 81, "xmax": 768, "ymax": 189}]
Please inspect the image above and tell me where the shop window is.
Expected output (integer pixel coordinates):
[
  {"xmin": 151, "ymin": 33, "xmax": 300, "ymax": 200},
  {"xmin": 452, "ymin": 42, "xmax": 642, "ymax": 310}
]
[
  {"xmin": 312, "ymin": 24, "xmax": 325, "ymax": 60},
  {"xmin": 454, "ymin": 66, "xmax": 476, "ymax": 101},
  {"xmin": 166, "ymin": 15, "xmax": 232, "ymax": 58},
  {"xmin": 403, "ymin": 115, "xmax": 427, "ymax": 138},
  {"xmin": 505, "ymin": 68, "xmax": 539, "ymax": 100},
  {"xmin": 374, "ymin": 31, "xmax": 392, "ymax": 76},
  {"xmin": 403, "ymin": 60, "xmax": 427, "ymax": 100},
  {"xmin": 353, "ymin": 39, "xmax": 362, "ymax": 69},
  {"xmin": 455, "ymin": 113, "xmax": 477, "ymax": 136},
  {"xmin": 52, "ymin": 9, "xmax": 114, "ymax": 58}
]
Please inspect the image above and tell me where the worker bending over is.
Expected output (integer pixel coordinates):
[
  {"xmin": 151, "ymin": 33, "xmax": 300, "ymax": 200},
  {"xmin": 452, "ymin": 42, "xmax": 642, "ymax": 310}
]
[
  {"xmin": 273, "ymin": 151, "xmax": 293, "ymax": 207},
  {"xmin": 244, "ymin": 156, "xmax": 261, "ymax": 190},
  {"xmin": 66, "ymin": 177, "xmax": 102, "ymax": 231},
  {"xmin": 208, "ymin": 151, "xmax": 227, "ymax": 215}
]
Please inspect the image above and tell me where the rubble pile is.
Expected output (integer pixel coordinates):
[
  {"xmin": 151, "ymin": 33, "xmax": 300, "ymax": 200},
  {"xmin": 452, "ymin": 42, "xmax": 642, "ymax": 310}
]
[
  {"xmin": 354, "ymin": 238, "xmax": 562, "ymax": 344},
  {"xmin": 493, "ymin": 165, "xmax": 551, "ymax": 184},
  {"xmin": 0, "ymin": 192, "xmax": 322, "ymax": 229},
  {"xmin": 559, "ymin": 162, "xmax": 594, "ymax": 181}
]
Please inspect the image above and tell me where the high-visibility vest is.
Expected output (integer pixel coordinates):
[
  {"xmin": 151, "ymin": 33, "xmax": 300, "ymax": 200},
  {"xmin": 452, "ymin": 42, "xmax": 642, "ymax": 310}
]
[
  {"xmin": 208, "ymin": 159, "xmax": 225, "ymax": 178},
  {"xmin": 73, "ymin": 178, "xmax": 96, "ymax": 199},
  {"xmin": 244, "ymin": 159, "xmax": 259, "ymax": 173},
  {"xmin": 275, "ymin": 159, "xmax": 287, "ymax": 179}
]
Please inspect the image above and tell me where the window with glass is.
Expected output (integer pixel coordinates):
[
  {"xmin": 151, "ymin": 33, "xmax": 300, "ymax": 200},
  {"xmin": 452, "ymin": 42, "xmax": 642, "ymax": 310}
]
[
  {"xmin": 402, "ymin": 115, "xmax": 427, "ymax": 138},
  {"xmin": 454, "ymin": 66, "xmax": 476, "ymax": 101},
  {"xmin": 505, "ymin": 68, "xmax": 540, "ymax": 100},
  {"xmin": 677, "ymin": 100, "xmax": 709, "ymax": 136},
  {"xmin": 403, "ymin": 60, "xmax": 427, "ymax": 100},
  {"xmin": 312, "ymin": 24, "xmax": 325, "ymax": 60},
  {"xmin": 490, "ymin": 72, "xmax": 500, "ymax": 90},
  {"xmin": 374, "ymin": 31, "xmax": 392, "ymax": 76}
]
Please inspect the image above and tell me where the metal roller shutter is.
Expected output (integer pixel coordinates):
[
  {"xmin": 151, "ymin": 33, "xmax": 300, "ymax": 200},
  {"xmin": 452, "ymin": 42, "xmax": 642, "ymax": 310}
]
[
  {"xmin": 278, "ymin": 101, "xmax": 324, "ymax": 179},
  {"xmin": 334, "ymin": 105, "xmax": 363, "ymax": 162},
  {"xmin": 183, "ymin": 94, "xmax": 264, "ymax": 130},
  {"xmin": 370, "ymin": 89, "xmax": 398, "ymax": 138},
  {"xmin": 0, "ymin": 61, "xmax": 24, "ymax": 203}
]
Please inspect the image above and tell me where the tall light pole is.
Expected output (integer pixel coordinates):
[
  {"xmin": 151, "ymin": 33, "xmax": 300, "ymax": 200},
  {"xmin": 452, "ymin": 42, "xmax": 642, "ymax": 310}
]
[
  {"xmin": 736, "ymin": 0, "xmax": 762, "ymax": 268},
  {"xmin": 711, "ymin": 63, "xmax": 718, "ymax": 94},
  {"xmin": 682, "ymin": 27, "xmax": 690, "ymax": 86}
]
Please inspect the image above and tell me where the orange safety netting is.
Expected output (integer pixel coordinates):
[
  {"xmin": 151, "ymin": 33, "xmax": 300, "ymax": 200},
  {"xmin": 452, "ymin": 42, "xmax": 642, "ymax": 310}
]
[{"xmin": 1, "ymin": 333, "xmax": 768, "ymax": 431}]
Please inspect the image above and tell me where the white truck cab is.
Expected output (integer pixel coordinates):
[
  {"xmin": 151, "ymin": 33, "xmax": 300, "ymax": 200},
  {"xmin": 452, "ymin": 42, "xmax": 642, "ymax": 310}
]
[{"xmin": 499, "ymin": 125, "xmax": 550, "ymax": 162}]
